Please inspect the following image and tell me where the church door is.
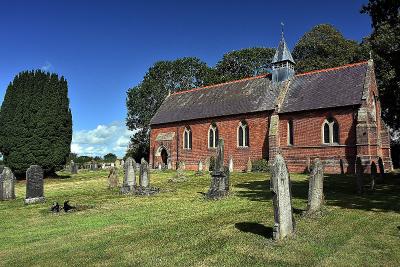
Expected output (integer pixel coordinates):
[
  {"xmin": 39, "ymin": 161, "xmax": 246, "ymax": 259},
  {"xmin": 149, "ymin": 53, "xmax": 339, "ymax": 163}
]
[{"xmin": 161, "ymin": 148, "xmax": 168, "ymax": 166}]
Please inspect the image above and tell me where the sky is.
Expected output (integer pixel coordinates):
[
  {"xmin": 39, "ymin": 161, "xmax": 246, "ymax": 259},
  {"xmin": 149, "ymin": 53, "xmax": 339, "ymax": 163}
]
[{"xmin": 0, "ymin": 0, "xmax": 372, "ymax": 157}]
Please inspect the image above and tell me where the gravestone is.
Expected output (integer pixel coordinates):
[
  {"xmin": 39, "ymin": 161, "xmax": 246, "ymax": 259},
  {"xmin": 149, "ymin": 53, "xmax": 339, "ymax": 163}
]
[
  {"xmin": 108, "ymin": 167, "xmax": 119, "ymax": 189},
  {"xmin": 228, "ymin": 156, "xmax": 234, "ymax": 173},
  {"xmin": 246, "ymin": 157, "xmax": 252, "ymax": 173},
  {"xmin": 139, "ymin": 158, "xmax": 150, "ymax": 188},
  {"xmin": 198, "ymin": 161, "xmax": 203, "ymax": 172},
  {"xmin": 207, "ymin": 139, "xmax": 229, "ymax": 199},
  {"xmin": 205, "ymin": 157, "xmax": 210, "ymax": 171},
  {"xmin": 355, "ymin": 157, "xmax": 364, "ymax": 194},
  {"xmin": 25, "ymin": 165, "xmax": 45, "ymax": 204},
  {"xmin": 171, "ymin": 161, "xmax": 187, "ymax": 182},
  {"xmin": 121, "ymin": 157, "xmax": 136, "ymax": 193},
  {"xmin": 306, "ymin": 158, "xmax": 324, "ymax": 215},
  {"xmin": 167, "ymin": 160, "xmax": 172, "ymax": 170},
  {"xmin": 158, "ymin": 162, "xmax": 162, "ymax": 171},
  {"xmin": 270, "ymin": 154, "xmax": 294, "ymax": 240},
  {"xmin": 70, "ymin": 160, "xmax": 78, "ymax": 174},
  {"xmin": 370, "ymin": 162, "xmax": 377, "ymax": 191},
  {"xmin": 0, "ymin": 167, "xmax": 16, "ymax": 200}
]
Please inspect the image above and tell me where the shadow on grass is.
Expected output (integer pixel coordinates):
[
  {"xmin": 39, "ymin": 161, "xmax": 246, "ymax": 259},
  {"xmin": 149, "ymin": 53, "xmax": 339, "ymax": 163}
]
[
  {"xmin": 235, "ymin": 172, "xmax": 400, "ymax": 213},
  {"xmin": 235, "ymin": 222, "xmax": 273, "ymax": 239}
]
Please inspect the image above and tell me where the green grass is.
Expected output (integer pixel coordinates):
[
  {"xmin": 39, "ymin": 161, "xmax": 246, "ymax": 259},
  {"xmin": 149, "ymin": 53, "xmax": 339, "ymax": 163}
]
[{"xmin": 0, "ymin": 169, "xmax": 399, "ymax": 266}]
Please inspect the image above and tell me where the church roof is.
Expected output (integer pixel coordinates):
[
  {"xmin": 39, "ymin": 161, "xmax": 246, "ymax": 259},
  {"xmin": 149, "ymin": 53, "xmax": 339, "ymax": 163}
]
[
  {"xmin": 150, "ymin": 76, "xmax": 279, "ymax": 125},
  {"xmin": 150, "ymin": 61, "xmax": 370, "ymax": 126},
  {"xmin": 280, "ymin": 61, "xmax": 368, "ymax": 113},
  {"xmin": 272, "ymin": 35, "xmax": 295, "ymax": 64}
]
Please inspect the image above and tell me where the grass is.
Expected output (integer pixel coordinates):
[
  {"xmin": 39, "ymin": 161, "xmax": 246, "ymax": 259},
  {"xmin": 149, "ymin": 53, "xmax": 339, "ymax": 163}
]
[{"xmin": 0, "ymin": 169, "xmax": 399, "ymax": 266}]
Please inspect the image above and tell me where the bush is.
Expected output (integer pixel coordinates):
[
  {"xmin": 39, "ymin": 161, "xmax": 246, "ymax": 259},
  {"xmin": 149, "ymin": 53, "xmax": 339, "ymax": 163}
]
[{"xmin": 252, "ymin": 159, "xmax": 269, "ymax": 172}]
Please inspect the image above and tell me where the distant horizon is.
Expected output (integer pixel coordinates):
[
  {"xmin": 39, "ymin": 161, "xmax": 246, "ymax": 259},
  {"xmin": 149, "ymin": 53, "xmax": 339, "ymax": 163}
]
[{"xmin": 0, "ymin": 0, "xmax": 372, "ymax": 157}]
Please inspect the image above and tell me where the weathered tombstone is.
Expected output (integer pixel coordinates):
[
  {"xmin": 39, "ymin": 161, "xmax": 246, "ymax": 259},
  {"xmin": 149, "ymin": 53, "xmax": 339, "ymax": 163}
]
[
  {"xmin": 25, "ymin": 165, "xmax": 45, "ymax": 204},
  {"xmin": 108, "ymin": 167, "xmax": 119, "ymax": 189},
  {"xmin": 0, "ymin": 167, "xmax": 16, "ymax": 200},
  {"xmin": 205, "ymin": 157, "xmax": 210, "ymax": 172},
  {"xmin": 139, "ymin": 158, "xmax": 150, "ymax": 188},
  {"xmin": 207, "ymin": 139, "xmax": 229, "ymax": 199},
  {"xmin": 121, "ymin": 157, "xmax": 136, "ymax": 193},
  {"xmin": 305, "ymin": 158, "xmax": 324, "ymax": 215},
  {"xmin": 370, "ymin": 162, "xmax": 377, "ymax": 191},
  {"xmin": 70, "ymin": 160, "xmax": 78, "ymax": 174},
  {"xmin": 246, "ymin": 157, "xmax": 252, "ymax": 173},
  {"xmin": 198, "ymin": 161, "xmax": 203, "ymax": 172},
  {"xmin": 355, "ymin": 157, "xmax": 364, "ymax": 194},
  {"xmin": 270, "ymin": 154, "xmax": 295, "ymax": 240},
  {"xmin": 228, "ymin": 156, "xmax": 234, "ymax": 173},
  {"xmin": 158, "ymin": 162, "xmax": 162, "ymax": 171},
  {"xmin": 167, "ymin": 159, "xmax": 172, "ymax": 170}
]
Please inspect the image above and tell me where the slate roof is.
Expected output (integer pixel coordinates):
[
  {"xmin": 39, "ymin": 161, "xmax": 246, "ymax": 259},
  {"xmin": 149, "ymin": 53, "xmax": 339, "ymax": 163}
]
[
  {"xmin": 150, "ymin": 76, "xmax": 279, "ymax": 125},
  {"xmin": 272, "ymin": 35, "xmax": 295, "ymax": 64},
  {"xmin": 150, "ymin": 61, "xmax": 370, "ymax": 126},
  {"xmin": 280, "ymin": 62, "xmax": 368, "ymax": 113}
]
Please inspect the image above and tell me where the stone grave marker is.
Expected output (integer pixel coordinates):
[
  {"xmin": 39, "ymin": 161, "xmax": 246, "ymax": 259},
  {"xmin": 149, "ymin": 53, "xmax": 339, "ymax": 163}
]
[
  {"xmin": 270, "ymin": 154, "xmax": 294, "ymax": 240},
  {"xmin": 228, "ymin": 156, "xmax": 234, "ymax": 173},
  {"xmin": 25, "ymin": 165, "xmax": 45, "ymax": 204},
  {"xmin": 0, "ymin": 167, "xmax": 16, "ymax": 200},
  {"xmin": 108, "ymin": 167, "xmax": 119, "ymax": 189},
  {"xmin": 306, "ymin": 158, "xmax": 324, "ymax": 215},
  {"xmin": 70, "ymin": 160, "xmax": 78, "ymax": 174},
  {"xmin": 246, "ymin": 157, "xmax": 252, "ymax": 173},
  {"xmin": 139, "ymin": 158, "xmax": 150, "ymax": 188},
  {"xmin": 206, "ymin": 139, "xmax": 229, "ymax": 199},
  {"xmin": 121, "ymin": 157, "xmax": 136, "ymax": 193}
]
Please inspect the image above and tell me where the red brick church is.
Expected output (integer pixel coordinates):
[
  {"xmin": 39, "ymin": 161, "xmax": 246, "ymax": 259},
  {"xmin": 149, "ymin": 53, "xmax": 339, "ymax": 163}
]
[{"xmin": 149, "ymin": 34, "xmax": 393, "ymax": 174}]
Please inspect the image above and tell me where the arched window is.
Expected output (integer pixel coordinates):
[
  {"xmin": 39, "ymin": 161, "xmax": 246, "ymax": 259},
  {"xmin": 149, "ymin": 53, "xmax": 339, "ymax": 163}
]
[
  {"xmin": 287, "ymin": 120, "xmax": 294, "ymax": 145},
  {"xmin": 183, "ymin": 126, "xmax": 192, "ymax": 149},
  {"xmin": 322, "ymin": 118, "xmax": 339, "ymax": 144},
  {"xmin": 237, "ymin": 121, "xmax": 249, "ymax": 147},
  {"xmin": 208, "ymin": 123, "xmax": 218, "ymax": 148}
]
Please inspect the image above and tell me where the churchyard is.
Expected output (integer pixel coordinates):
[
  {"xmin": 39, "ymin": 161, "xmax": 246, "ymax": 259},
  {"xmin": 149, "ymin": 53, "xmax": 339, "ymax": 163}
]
[{"xmin": 0, "ymin": 167, "xmax": 399, "ymax": 266}]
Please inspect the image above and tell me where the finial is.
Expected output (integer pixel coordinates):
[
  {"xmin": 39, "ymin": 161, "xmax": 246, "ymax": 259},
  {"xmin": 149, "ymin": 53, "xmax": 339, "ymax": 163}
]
[{"xmin": 281, "ymin": 22, "xmax": 285, "ymax": 38}]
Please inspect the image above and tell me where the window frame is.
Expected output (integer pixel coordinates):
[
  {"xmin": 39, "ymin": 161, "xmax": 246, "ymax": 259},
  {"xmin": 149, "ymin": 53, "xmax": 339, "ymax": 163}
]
[
  {"xmin": 237, "ymin": 121, "xmax": 249, "ymax": 148},
  {"xmin": 183, "ymin": 126, "xmax": 192, "ymax": 150},
  {"xmin": 208, "ymin": 124, "xmax": 218, "ymax": 149},
  {"xmin": 322, "ymin": 118, "xmax": 339, "ymax": 145},
  {"xmin": 287, "ymin": 119, "xmax": 294, "ymax": 146}
]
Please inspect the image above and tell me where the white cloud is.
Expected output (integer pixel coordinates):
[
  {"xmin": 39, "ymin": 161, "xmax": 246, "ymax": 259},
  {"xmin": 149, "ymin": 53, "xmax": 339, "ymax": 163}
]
[
  {"xmin": 71, "ymin": 121, "xmax": 134, "ymax": 157},
  {"xmin": 40, "ymin": 61, "xmax": 52, "ymax": 72}
]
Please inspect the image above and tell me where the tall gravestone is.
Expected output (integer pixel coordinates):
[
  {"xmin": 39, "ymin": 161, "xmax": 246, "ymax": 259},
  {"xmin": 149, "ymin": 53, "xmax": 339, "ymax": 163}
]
[
  {"xmin": 270, "ymin": 154, "xmax": 294, "ymax": 240},
  {"xmin": 198, "ymin": 161, "xmax": 203, "ymax": 172},
  {"xmin": 139, "ymin": 158, "xmax": 150, "ymax": 188},
  {"xmin": 108, "ymin": 167, "xmax": 119, "ymax": 189},
  {"xmin": 25, "ymin": 165, "xmax": 45, "ymax": 204},
  {"xmin": 306, "ymin": 158, "xmax": 324, "ymax": 215},
  {"xmin": 70, "ymin": 160, "xmax": 78, "ymax": 174},
  {"xmin": 121, "ymin": 157, "xmax": 136, "ymax": 193},
  {"xmin": 356, "ymin": 157, "xmax": 364, "ymax": 194},
  {"xmin": 207, "ymin": 139, "xmax": 229, "ymax": 199},
  {"xmin": 246, "ymin": 157, "xmax": 252, "ymax": 173},
  {"xmin": 0, "ymin": 167, "xmax": 16, "ymax": 200},
  {"xmin": 228, "ymin": 156, "xmax": 234, "ymax": 173}
]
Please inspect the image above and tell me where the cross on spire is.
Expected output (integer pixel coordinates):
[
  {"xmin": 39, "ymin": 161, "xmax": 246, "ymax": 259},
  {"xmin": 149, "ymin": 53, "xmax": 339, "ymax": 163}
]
[{"xmin": 281, "ymin": 22, "xmax": 284, "ymax": 38}]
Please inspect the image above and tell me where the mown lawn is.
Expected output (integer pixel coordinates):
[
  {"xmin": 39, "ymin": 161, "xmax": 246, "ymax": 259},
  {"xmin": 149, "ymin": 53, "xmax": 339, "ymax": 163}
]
[{"xmin": 0, "ymin": 169, "xmax": 399, "ymax": 266}]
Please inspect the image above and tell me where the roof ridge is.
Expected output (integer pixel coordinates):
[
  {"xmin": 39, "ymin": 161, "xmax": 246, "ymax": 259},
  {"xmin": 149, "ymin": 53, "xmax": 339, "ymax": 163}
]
[
  {"xmin": 171, "ymin": 73, "xmax": 269, "ymax": 96},
  {"xmin": 295, "ymin": 61, "xmax": 369, "ymax": 77}
]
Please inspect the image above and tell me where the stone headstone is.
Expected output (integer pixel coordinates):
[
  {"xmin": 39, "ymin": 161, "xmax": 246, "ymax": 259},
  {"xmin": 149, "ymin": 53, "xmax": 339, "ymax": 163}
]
[
  {"xmin": 207, "ymin": 139, "xmax": 229, "ymax": 199},
  {"xmin": 270, "ymin": 154, "xmax": 294, "ymax": 240},
  {"xmin": 370, "ymin": 161, "xmax": 377, "ymax": 191},
  {"xmin": 158, "ymin": 162, "xmax": 162, "ymax": 171},
  {"xmin": 139, "ymin": 158, "xmax": 150, "ymax": 188},
  {"xmin": 198, "ymin": 161, "xmax": 203, "ymax": 172},
  {"xmin": 108, "ymin": 167, "xmax": 119, "ymax": 188},
  {"xmin": 25, "ymin": 165, "xmax": 45, "ymax": 204},
  {"xmin": 306, "ymin": 158, "xmax": 324, "ymax": 215},
  {"xmin": 70, "ymin": 160, "xmax": 78, "ymax": 174},
  {"xmin": 121, "ymin": 157, "xmax": 136, "ymax": 193},
  {"xmin": 228, "ymin": 156, "xmax": 234, "ymax": 173},
  {"xmin": 246, "ymin": 157, "xmax": 252, "ymax": 173},
  {"xmin": 355, "ymin": 157, "xmax": 364, "ymax": 194},
  {"xmin": 205, "ymin": 157, "xmax": 210, "ymax": 172},
  {"xmin": 167, "ymin": 160, "xmax": 172, "ymax": 170},
  {"xmin": 0, "ymin": 167, "xmax": 16, "ymax": 200}
]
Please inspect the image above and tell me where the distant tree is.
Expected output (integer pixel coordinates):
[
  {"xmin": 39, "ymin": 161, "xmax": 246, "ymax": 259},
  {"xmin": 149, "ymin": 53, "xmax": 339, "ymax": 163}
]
[
  {"xmin": 215, "ymin": 47, "xmax": 275, "ymax": 81},
  {"xmin": 75, "ymin": 156, "xmax": 93, "ymax": 165},
  {"xmin": 292, "ymin": 24, "xmax": 368, "ymax": 73},
  {"xmin": 0, "ymin": 70, "xmax": 72, "ymax": 176},
  {"xmin": 362, "ymin": 0, "xmax": 400, "ymax": 130},
  {"xmin": 93, "ymin": 156, "xmax": 102, "ymax": 162},
  {"xmin": 126, "ymin": 57, "xmax": 214, "ymax": 161},
  {"xmin": 103, "ymin": 153, "xmax": 117, "ymax": 162},
  {"xmin": 67, "ymin": 153, "xmax": 78, "ymax": 162}
]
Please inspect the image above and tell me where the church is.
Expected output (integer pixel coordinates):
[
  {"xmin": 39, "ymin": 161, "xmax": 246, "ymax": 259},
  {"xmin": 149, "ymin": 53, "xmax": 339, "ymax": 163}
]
[{"xmin": 149, "ymin": 34, "xmax": 393, "ymax": 174}]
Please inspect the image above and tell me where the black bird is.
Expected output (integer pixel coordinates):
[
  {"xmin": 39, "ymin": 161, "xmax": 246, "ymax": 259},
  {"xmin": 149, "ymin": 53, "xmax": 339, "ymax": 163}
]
[
  {"xmin": 51, "ymin": 202, "xmax": 60, "ymax": 213},
  {"xmin": 63, "ymin": 201, "xmax": 76, "ymax": 212}
]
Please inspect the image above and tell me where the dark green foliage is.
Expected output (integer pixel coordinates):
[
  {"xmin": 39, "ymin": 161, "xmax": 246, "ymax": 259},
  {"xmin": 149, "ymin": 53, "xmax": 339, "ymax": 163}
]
[
  {"xmin": 75, "ymin": 156, "xmax": 93, "ymax": 165},
  {"xmin": 362, "ymin": 0, "xmax": 400, "ymax": 130},
  {"xmin": 215, "ymin": 47, "xmax": 275, "ymax": 81},
  {"xmin": 103, "ymin": 153, "xmax": 117, "ymax": 162},
  {"xmin": 293, "ymin": 24, "xmax": 368, "ymax": 73},
  {"xmin": 0, "ymin": 70, "xmax": 72, "ymax": 176},
  {"xmin": 251, "ymin": 159, "xmax": 270, "ymax": 172}
]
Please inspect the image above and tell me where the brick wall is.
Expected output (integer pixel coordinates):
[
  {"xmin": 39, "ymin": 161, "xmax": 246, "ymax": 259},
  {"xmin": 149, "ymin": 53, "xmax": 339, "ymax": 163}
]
[{"xmin": 150, "ymin": 112, "xmax": 270, "ymax": 171}]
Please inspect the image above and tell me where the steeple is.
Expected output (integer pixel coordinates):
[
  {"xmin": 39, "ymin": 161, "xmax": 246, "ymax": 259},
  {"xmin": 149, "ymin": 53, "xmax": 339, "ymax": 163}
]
[{"xmin": 272, "ymin": 24, "xmax": 295, "ymax": 83}]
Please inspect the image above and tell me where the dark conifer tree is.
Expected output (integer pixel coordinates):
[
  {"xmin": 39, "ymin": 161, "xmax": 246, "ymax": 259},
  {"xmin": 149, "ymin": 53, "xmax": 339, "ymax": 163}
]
[{"xmin": 0, "ymin": 70, "xmax": 72, "ymax": 176}]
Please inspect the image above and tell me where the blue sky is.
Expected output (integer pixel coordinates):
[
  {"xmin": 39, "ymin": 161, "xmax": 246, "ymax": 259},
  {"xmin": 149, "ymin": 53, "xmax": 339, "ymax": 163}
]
[{"xmin": 0, "ymin": 0, "xmax": 372, "ymax": 157}]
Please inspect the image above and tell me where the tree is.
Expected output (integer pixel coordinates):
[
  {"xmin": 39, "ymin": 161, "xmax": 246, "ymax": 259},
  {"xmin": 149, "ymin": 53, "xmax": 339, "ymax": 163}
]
[
  {"xmin": 126, "ymin": 57, "xmax": 214, "ymax": 160},
  {"xmin": 292, "ymin": 24, "xmax": 368, "ymax": 73},
  {"xmin": 103, "ymin": 153, "xmax": 117, "ymax": 162},
  {"xmin": 215, "ymin": 47, "xmax": 275, "ymax": 81},
  {"xmin": 362, "ymin": 0, "xmax": 400, "ymax": 130},
  {"xmin": 75, "ymin": 156, "xmax": 92, "ymax": 166},
  {"xmin": 0, "ymin": 70, "xmax": 72, "ymax": 176}
]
